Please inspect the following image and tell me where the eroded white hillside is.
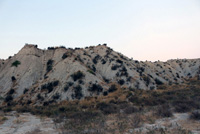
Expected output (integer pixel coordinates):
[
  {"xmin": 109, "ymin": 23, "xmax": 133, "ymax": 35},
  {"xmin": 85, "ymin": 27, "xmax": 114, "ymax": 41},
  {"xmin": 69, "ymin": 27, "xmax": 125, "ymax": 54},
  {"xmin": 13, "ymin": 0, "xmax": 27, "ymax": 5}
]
[{"xmin": 0, "ymin": 44, "xmax": 199, "ymax": 105}]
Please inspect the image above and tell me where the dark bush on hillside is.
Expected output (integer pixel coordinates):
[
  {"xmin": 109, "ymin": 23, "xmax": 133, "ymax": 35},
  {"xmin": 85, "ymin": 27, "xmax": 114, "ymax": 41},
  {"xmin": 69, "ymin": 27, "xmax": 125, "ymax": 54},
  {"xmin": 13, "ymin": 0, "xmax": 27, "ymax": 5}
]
[
  {"xmin": 43, "ymin": 101, "xmax": 49, "ymax": 106},
  {"xmin": 137, "ymin": 67, "xmax": 145, "ymax": 73},
  {"xmin": 52, "ymin": 93, "xmax": 60, "ymax": 100},
  {"xmin": 11, "ymin": 76, "xmax": 16, "ymax": 81},
  {"xmin": 103, "ymin": 77, "xmax": 109, "ymax": 83},
  {"xmin": 88, "ymin": 83, "xmax": 103, "ymax": 93},
  {"xmin": 53, "ymin": 80, "xmax": 59, "ymax": 87},
  {"xmin": 23, "ymin": 88, "xmax": 28, "ymax": 94},
  {"xmin": 96, "ymin": 102, "xmax": 117, "ymax": 114},
  {"xmin": 121, "ymin": 66, "xmax": 127, "ymax": 72},
  {"xmin": 41, "ymin": 80, "xmax": 59, "ymax": 93},
  {"xmin": 127, "ymin": 76, "xmax": 132, "ymax": 82},
  {"xmin": 150, "ymin": 86, "xmax": 155, "ymax": 90},
  {"xmin": 118, "ymin": 79, "xmax": 125, "ymax": 85},
  {"xmin": 63, "ymin": 82, "xmax": 73, "ymax": 92},
  {"xmin": 27, "ymin": 100, "xmax": 32, "ymax": 104},
  {"xmin": 75, "ymin": 47, "xmax": 80, "ymax": 50},
  {"xmin": 155, "ymin": 78, "xmax": 163, "ymax": 85},
  {"xmin": 64, "ymin": 85, "xmax": 69, "ymax": 92},
  {"xmin": 101, "ymin": 59, "xmax": 106, "ymax": 64},
  {"xmin": 62, "ymin": 53, "xmax": 68, "ymax": 59},
  {"xmin": 135, "ymin": 60, "xmax": 139, "ymax": 63},
  {"xmin": 46, "ymin": 83, "xmax": 54, "ymax": 93},
  {"xmin": 60, "ymin": 46, "xmax": 66, "ymax": 49},
  {"xmin": 74, "ymin": 85, "xmax": 83, "ymax": 100},
  {"xmin": 108, "ymin": 84, "xmax": 117, "ymax": 93},
  {"xmin": 8, "ymin": 89, "xmax": 15, "ymax": 95},
  {"xmin": 103, "ymin": 91, "xmax": 108, "ymax": 96},
  {"xmin": 78, "ymin": 79, "xmax": 84, "ymax": 84},
  {"xmin": 37, "ymin": 94, "xmax": 43, "ymax": 100},
  {"xmin": 111, "ymin": 64, "xmax": 120, "ymax": 70},
  {"xmin": 143, "ymin": 75, "xmax": 151, "ymax": 86},
  {"xmin": 156, "ymin": 104, "xmax": 173, "ymax": 117},
  {"xmin": 71, "ymin": 71, "xmax": 85, "ymax": 81},
  {"xmin": 67, "ymin": 82, "xmax": 74, "ymax": 87},
  {"xmin": 190, "ymin": 110, "xmax": 200, "ymax": 120},
  {"xmin": 48, "ymin": 47, "xmax": 55, "ymax": 50},
  {"xmin": 92, "ymin": 55, "xmax": 100, "ymax": 64},
  {"xmin": 116, "ymin": 59, "xmax": 123, "ymax": 64},
  {"xmin": 4, "ymin": 95, "xmax": 13, "ymax": 102},
  {"xmin": 12, "ymin": 60, "xmax": 21, "ymax": 67},
  {"xmin": 59, "ymin": 107, "xmax": 66, "ymax": 112},
  {"xmin": 46, "ymin": 59, "xmax": 54, "ymax": 73},
  {"xmin": 92, "ymin": 65, "xmax": 96, "ymax": 72}
]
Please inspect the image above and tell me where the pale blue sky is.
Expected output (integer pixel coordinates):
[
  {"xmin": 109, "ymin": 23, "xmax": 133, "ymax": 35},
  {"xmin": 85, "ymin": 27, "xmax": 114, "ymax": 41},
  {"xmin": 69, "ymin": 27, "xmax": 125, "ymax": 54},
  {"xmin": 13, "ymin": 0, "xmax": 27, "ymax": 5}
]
[{"xmin": 0, "ymin": 0, "xmax": 200, "ymax": 61}]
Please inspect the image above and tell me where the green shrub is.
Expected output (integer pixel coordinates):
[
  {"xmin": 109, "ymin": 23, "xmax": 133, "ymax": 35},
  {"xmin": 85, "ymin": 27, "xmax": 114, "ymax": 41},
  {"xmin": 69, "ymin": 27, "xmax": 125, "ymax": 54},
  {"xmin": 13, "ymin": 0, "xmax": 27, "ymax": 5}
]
[
  {"xmin": 11, "ymin": 60, "xmax": 21, "ymax": 67},
  {"xmin": 87, "ymin": 69, "xmax": 95, "ymax": 75}
]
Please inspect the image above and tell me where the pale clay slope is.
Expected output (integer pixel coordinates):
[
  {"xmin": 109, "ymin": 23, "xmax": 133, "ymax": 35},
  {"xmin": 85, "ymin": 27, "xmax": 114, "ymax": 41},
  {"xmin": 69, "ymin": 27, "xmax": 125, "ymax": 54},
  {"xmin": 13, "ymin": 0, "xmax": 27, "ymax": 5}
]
[{"xmin": 0, "ymin": 44, "xmax": 200, "ymax": 103}]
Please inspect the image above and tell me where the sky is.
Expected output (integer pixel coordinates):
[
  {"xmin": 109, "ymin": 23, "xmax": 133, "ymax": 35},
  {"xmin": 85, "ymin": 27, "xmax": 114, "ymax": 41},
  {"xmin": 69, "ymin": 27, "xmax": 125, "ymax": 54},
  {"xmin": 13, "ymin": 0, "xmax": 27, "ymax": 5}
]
[{"xmin": 0, "ymin": 0, "xmax": 200, "ymax": 61}]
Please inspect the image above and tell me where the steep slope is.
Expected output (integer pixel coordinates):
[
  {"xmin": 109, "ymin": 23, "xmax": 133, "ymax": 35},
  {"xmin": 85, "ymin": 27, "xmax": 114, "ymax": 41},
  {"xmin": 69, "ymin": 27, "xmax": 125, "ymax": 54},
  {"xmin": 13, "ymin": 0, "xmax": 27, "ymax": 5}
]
[{"xmin": 0, "ymin": 44, "xmax": 200, "ymax": 105}]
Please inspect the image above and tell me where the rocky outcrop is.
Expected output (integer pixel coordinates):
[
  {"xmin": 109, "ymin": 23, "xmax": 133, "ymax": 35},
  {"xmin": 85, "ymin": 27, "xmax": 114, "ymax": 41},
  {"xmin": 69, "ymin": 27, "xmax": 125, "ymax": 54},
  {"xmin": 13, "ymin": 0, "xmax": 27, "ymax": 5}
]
[{"xmin": 0, "ymin": 44, "xmax": 199, "ymax": 105}]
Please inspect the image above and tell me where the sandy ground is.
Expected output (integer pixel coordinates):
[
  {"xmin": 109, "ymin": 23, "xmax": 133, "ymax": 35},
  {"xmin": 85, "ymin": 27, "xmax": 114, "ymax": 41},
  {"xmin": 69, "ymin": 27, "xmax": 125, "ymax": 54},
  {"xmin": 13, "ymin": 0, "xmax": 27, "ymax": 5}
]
[
  {"xmin": 0, "ymin": 111, "xmax": 58, "ymax": 134},
  {"xmin": 1, "ymin": 111, "xmax": 200, "ymax": 134},
  {"xmin": 133, "ymin": 113, "xmax": 200, "ymax": 134}
]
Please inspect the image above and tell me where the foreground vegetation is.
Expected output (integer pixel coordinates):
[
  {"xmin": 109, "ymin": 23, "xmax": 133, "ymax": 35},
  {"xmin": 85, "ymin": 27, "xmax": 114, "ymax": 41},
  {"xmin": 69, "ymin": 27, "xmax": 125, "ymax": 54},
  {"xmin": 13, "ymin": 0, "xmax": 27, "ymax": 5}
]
[{"xmin": 1, "ymin": 78, "xmax": 200, "ymax": 133}]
